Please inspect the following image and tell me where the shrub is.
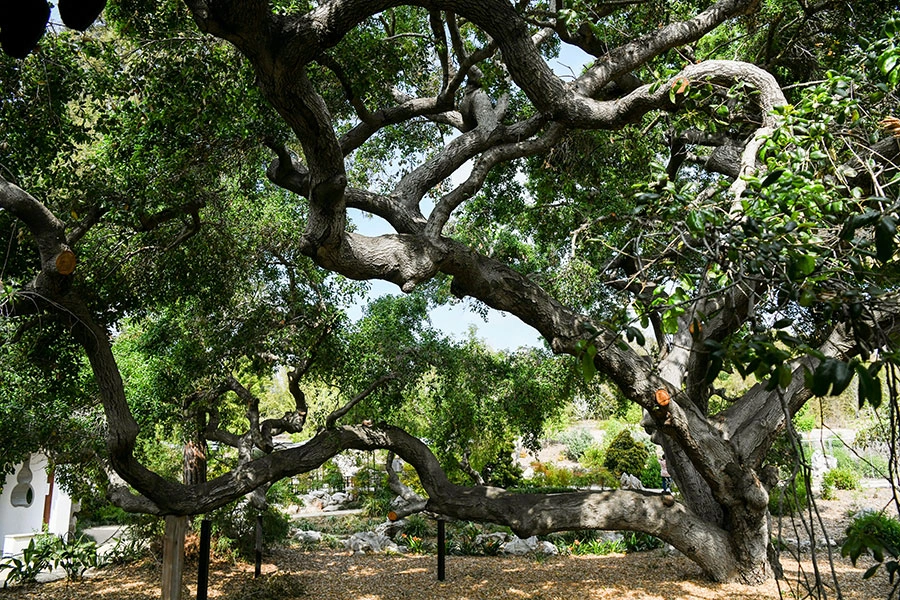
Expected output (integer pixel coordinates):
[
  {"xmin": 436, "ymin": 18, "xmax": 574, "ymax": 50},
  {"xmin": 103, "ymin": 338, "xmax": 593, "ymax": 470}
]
[
  {"xmin": 402, "ymin": 513, "xmax": 433, "ymax": 539},
  {"xmin": 603, "ymin": 430, "xmax": 649, "ymax": 477},
  {"xmin": 858, "ymin": 453, "xmax": 889, "ymax": 479},
  {"xmin": 854, "ymin": 419, "xmax": 891, "ymax": 450},
  {"xmin": 529, "ymin": 461, "xmax": 575, "ymax": 487},
  {"xmin": 579, "ymin": 444, "xmax": 605, "ymax": 470},
  {"xmin": 208, "ymin": 502, "xmax": 292, "ymax": 560},
  {"xmin": 0, "ymin": 533, "xmax": 99, "ymax": 586},
  {"xmin": 359, "ymin": 487, "xmax": 394, "ymax": 518},
  {"xmin": 792, "ymin": 404, "xmax": 817, "ymax": 432},
  {"xmin": 565, "ymin": 537, "xmax": 626, "ymax": 555},
  {"xmin": 102, "ymin": 535, "xmax": 149, "ymax": 566},
  {"xmin": 445, "ymin": 522, "xmax": 505, "ymax": 556},
  {"xmin": 579, "ymin": 465, "xmax": 619, "ymax": 489},
  {"xmin": 557, "ymin": 429, "xmax": 595, "ymax": 461},
  {"xmin": 621, "ymin": 531, "xmax": 664, "ymax": 552},
  {"xmin": 52, "ymin": 534, "xmax": 99, "ymax": 581},
  {"xmin": 0, "ymin": 535, "xmax": 55, "ymax": 587},
  {"xmin": 482, "ymin": 442, "xmax": 524, "ymax": 488},
  {"xmin": 823, "ymin": 467, "xmax": 861, "ymax": 493},
  {"xmin": 640, "ymin": 454, "xmax": 662, "ymax": 489},
  {"xmin": 769, "ymin": 477, "xmax": 810, "ymax": 516},
  {"xmin": 842, "ymin": 511, "xmax": 900, "ymax": 581},
  {"xmin": 831, "ymin": 446, "xmax": 866, "ymax": 475}
]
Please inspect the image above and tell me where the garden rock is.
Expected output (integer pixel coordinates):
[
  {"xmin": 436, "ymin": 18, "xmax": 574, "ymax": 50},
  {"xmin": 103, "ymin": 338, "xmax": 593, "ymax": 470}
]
[
  {"xmin": 344, "ymin": 532, "xmax": 400, "ymax": 554},
  {"xmin": 301, "ymin": 488, "xmax": 353, "ymax": 512},
  {"xmin": 295, "ymin": 530, "xmax": 323, "ymax": 543},
  {"xmin": 501, "ymin": 535, "xmax": 558, "ymax": 556},
  {"xmin": 375, "ymin": 519, "xmax": 406, "ymax": 538},
  {"xmin": 475, "ymin": 532, "xmax": 511, "ymax": 547},
  {"xmin": 620, "ymin": 472, "xmax": 643, "ymax": 490}
]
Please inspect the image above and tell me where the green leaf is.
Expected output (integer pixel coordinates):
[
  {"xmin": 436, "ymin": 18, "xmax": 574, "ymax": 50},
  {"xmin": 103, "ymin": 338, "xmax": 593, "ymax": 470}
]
[
  {"xmin": 705, "ymin": 357, "xmax": 723, "ymax": 384},
  {"xmin": 878, "ymin": 51, "xmax": 898, "ymax": 75},
  {"xmin": 811, "ymin": 359, "xmax": 836, "ymax": 396},
  {"xmin": 831, "ymin": 360, "xmax": 853, "ymax": 396},
  {"xmin": 856, "ymin": 363, "xmax": 882, "ymax": 409},
  {"xmin": 580, "ymin": 343, "xmax": 597, "ymax": 382},
  {"xmin": 863, "ymin": 564, "xmax": 881, "ymax": 579},
  {"xmin": 799, "ymin": 287, "xmax": 816, "ymax": 307},
  {"xmin": 876, "ymin": 216, "xmax": 897, "ymax": 263},
  {"xmin": 790, "ymin": 254, "xmax": 816, "ymax": 279},
  {"xmin": 778, "ymin": 364, "xmax": 793, "ymax": 389},
  {"xmin": 686, "ymin": 210, "xmax": 706, "ymax": 236},
  {"xmin": 773, "ymin": 318, "xmax": 793, "ymax": 329},
  {"xmin": 761, "ymin": 169, "xmax": 784, "ymax": 187},
  {"xmin": 625, "ymin": 326, "xmax": 646, "ymax": 347}
]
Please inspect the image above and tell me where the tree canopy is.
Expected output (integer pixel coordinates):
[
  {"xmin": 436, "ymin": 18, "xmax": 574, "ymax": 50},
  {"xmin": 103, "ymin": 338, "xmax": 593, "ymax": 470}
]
[{"xmin": 2, "ymin": 0, "xmax": 900, "ymax": 586}]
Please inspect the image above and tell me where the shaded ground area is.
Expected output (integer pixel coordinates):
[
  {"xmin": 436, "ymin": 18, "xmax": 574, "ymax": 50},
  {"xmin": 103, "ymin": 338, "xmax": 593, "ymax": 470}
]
[
  {"xmin": 0, "ymin": 548, "xmax": 892, "ymax": 600},
  {"xmin": 0, "ymin": 487, "xmax": 894, "ymax": 599}
]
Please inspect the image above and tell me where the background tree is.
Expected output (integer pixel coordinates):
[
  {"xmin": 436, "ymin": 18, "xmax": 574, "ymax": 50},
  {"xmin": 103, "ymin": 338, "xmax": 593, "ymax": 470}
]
[{"xmin": 2, "ymin": 0, "xmax": 900, "ymax": 587}]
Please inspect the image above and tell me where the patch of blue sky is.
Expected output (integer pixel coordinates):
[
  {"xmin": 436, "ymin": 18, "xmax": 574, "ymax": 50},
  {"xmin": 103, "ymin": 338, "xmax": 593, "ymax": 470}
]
[{"xmin": 346, "ymin": 44, "xmax": 594, "ymax": 352}]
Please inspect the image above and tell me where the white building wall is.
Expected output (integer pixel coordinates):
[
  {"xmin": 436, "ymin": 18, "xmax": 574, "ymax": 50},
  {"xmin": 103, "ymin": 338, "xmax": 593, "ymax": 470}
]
[{"xmin": 0, "ymin": 454, "xmax": 75, "ymax": 556}]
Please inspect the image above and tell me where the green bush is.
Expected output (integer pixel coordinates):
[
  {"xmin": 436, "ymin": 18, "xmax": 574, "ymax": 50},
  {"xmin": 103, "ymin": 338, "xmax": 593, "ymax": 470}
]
[
  {"xmin": 769, "ymin": 477, "xmax": 810, "ymax": 516},
  {"xmin": 557, "ymin": 429, "xmax": 595, "ymax": 461},
  {"xmin": 792, "ymin": 404, "xmax": 817, "ymax": 432},
  {"xmin": 603, "ymin": 430, "xmax": 649, "ymax": 477},
  {"xmin": 102, "ymin": 535, "xmax": 149, "ymax": 566},
  {"xmin": 842, "ymin": 511, "xmax": 900, "ymax": 581},
  {"xmin": 580, "ymin": 465, "xmax": 619, "ymax": 489},
  {"xmin": 579, "ymin": 444, "xmax": 605, "ymax": 470},
  {"xmin": 640, "ymin": 454, "xmax": 662, "ymax": 489},
  {"xmin": 0, "ymin": 535, "xmax": 55, "ymax": 587},
  {"xmin": 445, "ymin": 522, "xmax": 505, "ymax": 556},
  {"xmin": 52, "ymin": 534, "xmax": 99, "ymax": 582},
  {"xmin": 621, "ymin": 531, "xmax": 664, "ymax": 552},
  {"xmin": 858, "ymin": 453, "xmax": 889, "ymax": 479},
  {"xmin": 823, "ymin": 467, "xmax": 861, "ymax": 495},
  {"xmin": 831, "ymin": 446, "xmax": 867, "ymax": 475},
  {"xmin": 359, "ymin": 486, "xmax": 394, "ymax": 518},
  {"xmin": 208, "ymin": 502, "xmax": 292, "ymax": 560},
  {"xmin": 482, "ymin": 442, "xmax": 524, "ymax": 488},
  {"xmin": 529, "ymin": 461, "xmax": 575, "ymax": 487},
  {"xmin": 565, "ymin": 537, "xmax": 625, "ymax": 555},
  {"xmin": 526, "ymin": 462, "xmax": 618, "ymax": 489},
  {"xmin": 402, "ymin": 513, "xmax": 433, "ymax": 539},
  {"xmin": 0, "ymin": 533, "xmax": 99, "ymax": 586},
  {"xmin": 854, "ymin": 419, "xmax": 891, "ymax": 450}
]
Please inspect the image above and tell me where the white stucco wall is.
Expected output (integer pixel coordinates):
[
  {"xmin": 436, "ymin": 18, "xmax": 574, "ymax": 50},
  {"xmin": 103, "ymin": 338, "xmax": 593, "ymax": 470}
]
[{"xmin": 0, "ymin": 454, "xmax": 75, "ymax": 556}]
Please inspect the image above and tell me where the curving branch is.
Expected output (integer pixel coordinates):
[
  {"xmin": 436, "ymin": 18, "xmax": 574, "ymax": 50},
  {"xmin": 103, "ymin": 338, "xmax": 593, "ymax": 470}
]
[
  {"xmin": 324, "ymin": 372, "xmax": 398, "ymax": 428},
  {"xmin": 0, "ymin": 176, "xmax": 72, "ymax": 282},
  {"xmin": 574, "ymin": 0, "xmax": 760, "ymax": 97},
  {"xmin": 425, "ymin": 121, "xmax": 563, "ymax": 238}
]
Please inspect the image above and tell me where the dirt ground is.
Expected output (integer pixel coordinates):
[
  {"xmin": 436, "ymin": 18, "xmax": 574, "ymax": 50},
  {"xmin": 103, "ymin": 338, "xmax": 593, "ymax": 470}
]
[{"xmin": 0, "ymin": 487, "xmax": 895, "ymax": 600}]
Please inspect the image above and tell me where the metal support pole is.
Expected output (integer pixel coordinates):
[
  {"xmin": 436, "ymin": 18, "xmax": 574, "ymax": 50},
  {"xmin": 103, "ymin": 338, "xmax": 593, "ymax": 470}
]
[
  {"xmin": 197, "ymin": 519, "xmax": 211, "ymax": 600},
  {"xmin": 437, "ymin": 519, "xmax": 445, "ymax": 581},
  {"xmin": 254, "ymin": 514, "xmax": 263, "ymax": 578}
]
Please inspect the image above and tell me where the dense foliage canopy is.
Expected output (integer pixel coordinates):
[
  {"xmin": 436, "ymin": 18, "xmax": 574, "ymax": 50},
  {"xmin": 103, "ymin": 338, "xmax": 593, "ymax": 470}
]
[{"xmin": 2, "ymin": 0, "xmax": 900, "ymax": 587}]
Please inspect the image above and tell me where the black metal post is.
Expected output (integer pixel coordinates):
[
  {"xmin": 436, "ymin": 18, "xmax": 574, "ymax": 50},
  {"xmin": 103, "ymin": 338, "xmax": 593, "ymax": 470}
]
[
  {"xmin": 197, "ymin": 519, "xmax": 211, "ymax": 600},
  {"xmin": 437, "ymin": 519, "xmax": 445, "ymax": 581},
  {"xmin": 254, "ymin": 514, "xmax": 263, "ymax": 578}
]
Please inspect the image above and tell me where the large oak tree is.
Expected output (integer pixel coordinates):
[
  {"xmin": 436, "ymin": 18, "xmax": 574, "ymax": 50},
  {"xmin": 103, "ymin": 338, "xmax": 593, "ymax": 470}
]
[{"xmin": 2, "ymin": 0, "xmax": 900, "ymax": 586}]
